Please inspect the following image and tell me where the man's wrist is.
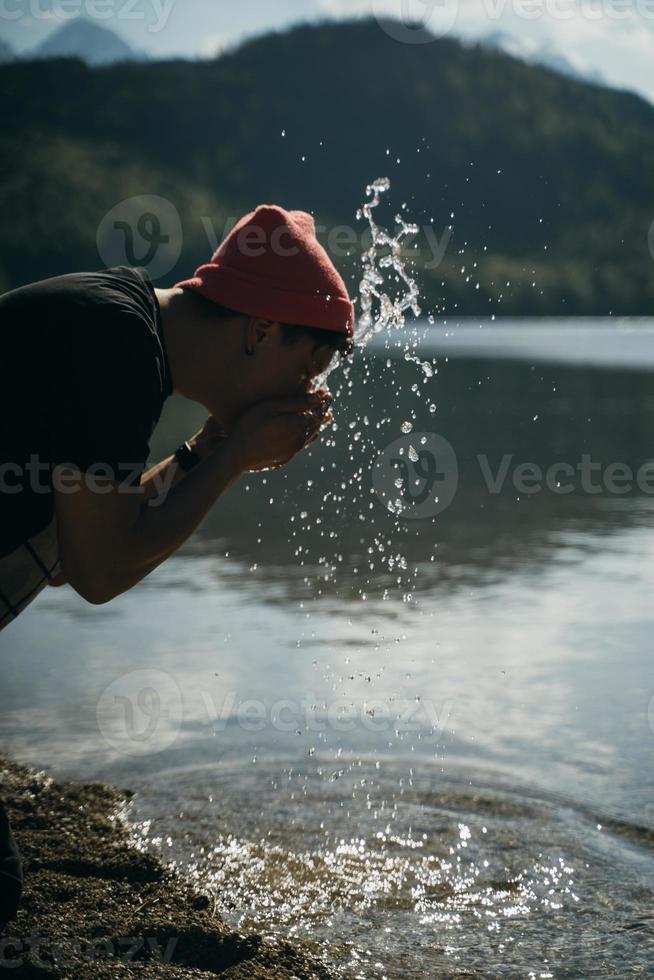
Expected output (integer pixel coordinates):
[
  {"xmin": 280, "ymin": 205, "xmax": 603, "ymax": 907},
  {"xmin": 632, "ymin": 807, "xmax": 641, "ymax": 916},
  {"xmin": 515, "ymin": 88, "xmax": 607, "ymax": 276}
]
[
  {"xmin": 174, "ymin": 441, "xmax": 202, "ymax": 473},
  {"xmin": 188, "ymin": 429, "xmax": 227, "ymax": 462},
  {"xmin": 185, "ymin": 433, "xmax": 244, "ymax": 482}
]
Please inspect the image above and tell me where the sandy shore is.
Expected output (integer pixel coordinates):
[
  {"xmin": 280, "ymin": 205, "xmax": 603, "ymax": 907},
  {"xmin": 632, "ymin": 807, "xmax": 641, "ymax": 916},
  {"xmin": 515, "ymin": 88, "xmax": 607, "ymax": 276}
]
[{"xmin": 0, "ymin": 757, "xmax": 338, "ymax": 978}]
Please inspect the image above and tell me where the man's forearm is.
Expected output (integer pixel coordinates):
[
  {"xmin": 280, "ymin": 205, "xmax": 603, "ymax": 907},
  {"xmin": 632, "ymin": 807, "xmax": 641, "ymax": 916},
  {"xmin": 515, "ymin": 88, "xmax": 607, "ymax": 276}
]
[
  {"xmin": 104, "ymin": 441, "xmax": 243, "ymax": 599},
  {"xmin": 140, "ymin": 452, "xmax": 184, "ymax": 500},
  {"xmin": 139, "ymin": 429, "xmax": 231, "ymax": 501},
  {"xmin": 49, "ymin": 457, "xmax": 178, "ymax": 587},
  {"xmin": 54, "ymin": 441, "xmax": 233, "ymax": 593}
]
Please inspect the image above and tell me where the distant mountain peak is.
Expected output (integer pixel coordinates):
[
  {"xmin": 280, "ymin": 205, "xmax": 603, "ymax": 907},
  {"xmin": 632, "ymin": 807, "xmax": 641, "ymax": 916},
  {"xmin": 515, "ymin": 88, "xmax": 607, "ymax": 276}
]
[
  {"xmin": 479, "ymin": 30, "xmax": 605, "ymax": 88},
  {"xmin": 32, "ymin": 17, "xmax": 146, "ymax": 66},
  {"xmin": 0, "ymin": 38, "xmax": 14, "ymax": 64}
]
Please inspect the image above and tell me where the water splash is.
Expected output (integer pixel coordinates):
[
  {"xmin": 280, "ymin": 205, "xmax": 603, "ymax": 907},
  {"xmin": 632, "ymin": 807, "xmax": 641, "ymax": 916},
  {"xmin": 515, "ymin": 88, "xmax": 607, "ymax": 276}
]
[
  {"xmin": 313, "ymin": 177, "xmax": 423, "ymax": 396},
  {"xmin": 356, "ymin": 176, "xmax": 422, "ymax": 345},
  {"xmin": 305, "ymin": 178, "xmax": 433, "ymax": 607}
]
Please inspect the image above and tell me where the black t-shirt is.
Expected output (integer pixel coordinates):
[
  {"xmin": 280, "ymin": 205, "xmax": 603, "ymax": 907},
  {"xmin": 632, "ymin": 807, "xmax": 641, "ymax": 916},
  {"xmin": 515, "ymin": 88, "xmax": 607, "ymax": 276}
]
[{"xmin": 0, "ymin": 266, "xmax": 173, "ymax": 557}]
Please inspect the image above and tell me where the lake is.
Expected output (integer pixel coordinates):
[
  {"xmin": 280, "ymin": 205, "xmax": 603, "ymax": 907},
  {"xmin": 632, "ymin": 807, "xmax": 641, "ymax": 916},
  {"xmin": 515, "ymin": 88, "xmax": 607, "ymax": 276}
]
[{"xmin": 2, "ymin": 318, "xmax": 653, "ymax": 978}]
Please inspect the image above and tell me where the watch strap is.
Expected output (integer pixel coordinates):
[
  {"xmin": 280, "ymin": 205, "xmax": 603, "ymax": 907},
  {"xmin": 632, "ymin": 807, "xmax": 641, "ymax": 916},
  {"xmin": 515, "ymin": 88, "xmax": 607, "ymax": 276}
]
[{"xmin": 174, "ymin": 440, "xmax": 202, "ymax": 473}]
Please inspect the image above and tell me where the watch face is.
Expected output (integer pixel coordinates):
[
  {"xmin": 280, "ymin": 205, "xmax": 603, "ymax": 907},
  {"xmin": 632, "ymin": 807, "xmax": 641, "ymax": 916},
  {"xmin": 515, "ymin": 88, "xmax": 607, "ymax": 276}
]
[{"xmin": 176, "ymin": 443, "xmax": 198, "ymax": 472}]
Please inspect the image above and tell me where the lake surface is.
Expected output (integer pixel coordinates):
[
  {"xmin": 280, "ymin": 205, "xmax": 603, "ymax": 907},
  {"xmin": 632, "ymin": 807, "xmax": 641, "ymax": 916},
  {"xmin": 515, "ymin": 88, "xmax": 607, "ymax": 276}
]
[{"xmin": 2, "ymin": 319, "xmax": 654, "ymax": 978}]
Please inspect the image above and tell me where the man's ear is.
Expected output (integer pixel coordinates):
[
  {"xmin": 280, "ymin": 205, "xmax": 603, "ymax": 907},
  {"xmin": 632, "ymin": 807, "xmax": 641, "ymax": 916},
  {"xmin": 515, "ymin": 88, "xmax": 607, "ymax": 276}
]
[{"xmin": 245, "ymin": 317, "xmax": 276, "ymax": 353}]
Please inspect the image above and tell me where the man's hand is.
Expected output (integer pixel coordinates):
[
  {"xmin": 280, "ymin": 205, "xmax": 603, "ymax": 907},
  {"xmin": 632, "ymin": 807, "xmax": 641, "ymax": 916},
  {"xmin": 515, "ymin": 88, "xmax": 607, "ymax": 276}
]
[
  {"xmin": 224, "ymin": 389, "xmax": 333, "ymax": 473},
  {"xmin": 188, "ymin": 416, "xmax": 228, "ymax": 460}
]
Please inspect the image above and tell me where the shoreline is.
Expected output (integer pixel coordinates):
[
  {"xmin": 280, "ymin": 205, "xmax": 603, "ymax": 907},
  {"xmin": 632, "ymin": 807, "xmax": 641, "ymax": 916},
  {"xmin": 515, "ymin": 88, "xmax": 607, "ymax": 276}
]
[{"xmin": 0, "ymin": 756, "xmax": 338, "ymax": 978}]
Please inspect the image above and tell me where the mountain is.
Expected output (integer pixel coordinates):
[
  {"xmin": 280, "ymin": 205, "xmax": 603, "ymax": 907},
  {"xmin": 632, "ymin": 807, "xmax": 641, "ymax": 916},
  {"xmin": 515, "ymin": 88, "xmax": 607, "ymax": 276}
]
[
  {"xmin": 1, "ymin": 17, "xmax": 653, "ymax": 316},
  {"xmin": 0, "ymin": 39, "xmax": 14, "ymax": 64},
  {"xmin": 31, "ymin": 18, "xmax": 145, "ymax": 66},
  {"xmin": 481, "ymin": 31, "xmax": 605, "ymax": 88}
]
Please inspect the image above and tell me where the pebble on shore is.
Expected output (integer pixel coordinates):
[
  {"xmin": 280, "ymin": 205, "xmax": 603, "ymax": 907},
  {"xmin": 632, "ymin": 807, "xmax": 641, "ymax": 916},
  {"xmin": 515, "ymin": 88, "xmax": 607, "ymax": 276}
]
[{"xmin": 0, "ymin": 757, "xmax": 337, "ymax": 978}]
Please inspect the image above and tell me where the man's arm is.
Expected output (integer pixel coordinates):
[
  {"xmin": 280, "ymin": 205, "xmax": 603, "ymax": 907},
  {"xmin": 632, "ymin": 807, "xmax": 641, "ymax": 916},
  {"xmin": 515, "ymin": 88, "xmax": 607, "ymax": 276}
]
[
  {"xmin": 54, "ymin": 437, "xmax": 243, "ymax": 604},
  {"xmin": 139, "ymin": 416, "xmax": 233, "ymax": 502},
  {"xmin": 139, "ymin": 452, "xmax": 183, "ymax": 500},
  {"xmin": 48, "ymin": 418, "xmax": 229, "ymax": 587},
  {"xmin": 48, "ymin": 458, "xmax": 184, "ymax": 588},
  {"xmin": 54, "ymin": 392, "xmax": 330, "ymax": 605}
]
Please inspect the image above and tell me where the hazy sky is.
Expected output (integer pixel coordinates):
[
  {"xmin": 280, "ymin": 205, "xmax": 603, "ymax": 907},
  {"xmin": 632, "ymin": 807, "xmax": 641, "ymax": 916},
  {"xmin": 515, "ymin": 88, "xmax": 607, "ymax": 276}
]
[{"xmin": 2, "ymin": 0, "xmax": 654, "ymax": 103}]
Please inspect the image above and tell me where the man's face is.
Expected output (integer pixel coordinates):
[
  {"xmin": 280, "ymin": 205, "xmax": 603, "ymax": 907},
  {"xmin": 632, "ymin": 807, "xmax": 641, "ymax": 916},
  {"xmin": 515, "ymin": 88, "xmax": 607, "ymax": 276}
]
[{"xmin": 256, "ymin": 324, "xmax": 343, "ymax": 399}]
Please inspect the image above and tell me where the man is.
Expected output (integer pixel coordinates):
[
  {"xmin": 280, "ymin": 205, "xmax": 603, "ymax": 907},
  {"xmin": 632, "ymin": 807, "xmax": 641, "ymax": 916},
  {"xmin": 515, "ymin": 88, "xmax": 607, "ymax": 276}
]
[{"xmin": 0, "ymin": 204, "xmax": 355, "ymax": 922}]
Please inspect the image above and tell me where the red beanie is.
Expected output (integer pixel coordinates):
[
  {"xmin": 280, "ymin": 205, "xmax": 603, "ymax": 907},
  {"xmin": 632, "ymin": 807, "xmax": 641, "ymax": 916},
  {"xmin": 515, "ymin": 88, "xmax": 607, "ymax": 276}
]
[{"xmin": 175, "ymin": 205, "xmax": 355, "ymax": 339}]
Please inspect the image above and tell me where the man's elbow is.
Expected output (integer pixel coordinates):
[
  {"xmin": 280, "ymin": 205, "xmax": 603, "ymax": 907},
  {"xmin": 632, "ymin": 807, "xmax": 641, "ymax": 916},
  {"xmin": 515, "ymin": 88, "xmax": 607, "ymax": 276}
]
[
  {"xmin": 63, "ymin": 564, "xmax": 120, "ymax": 606},
  {"xmin": 73, "ymin": 579, "xmax": 116, "ymax": 606},
  {"xmin": 81, "ymin": 584, "xmax": 115, "ymax": 606}
]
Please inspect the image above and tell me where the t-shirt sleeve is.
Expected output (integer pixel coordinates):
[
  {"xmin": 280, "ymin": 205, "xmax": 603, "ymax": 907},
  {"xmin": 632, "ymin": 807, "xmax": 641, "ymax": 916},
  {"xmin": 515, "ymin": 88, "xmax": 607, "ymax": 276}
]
[{"xmin": 49, "ymin": 308, "xmax": 158, "ymax": 486}]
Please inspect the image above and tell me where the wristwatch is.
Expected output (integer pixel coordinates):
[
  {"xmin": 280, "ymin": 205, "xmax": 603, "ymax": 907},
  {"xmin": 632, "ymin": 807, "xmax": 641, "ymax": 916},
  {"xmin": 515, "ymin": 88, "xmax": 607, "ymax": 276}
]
[{"xmin": 174, "ymin": 440, "xmax": 202, "ymax": 473}]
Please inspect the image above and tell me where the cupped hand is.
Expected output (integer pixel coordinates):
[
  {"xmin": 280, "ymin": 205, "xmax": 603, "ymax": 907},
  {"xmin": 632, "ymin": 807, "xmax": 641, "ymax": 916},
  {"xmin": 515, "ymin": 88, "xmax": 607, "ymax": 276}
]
[
  {"xmin": 223, "ymin": 389, "xmax": 334, "ymax": 473},
  {"xmin": 189, "ymin": 416, "xmax": 229, "ymax": 460}
]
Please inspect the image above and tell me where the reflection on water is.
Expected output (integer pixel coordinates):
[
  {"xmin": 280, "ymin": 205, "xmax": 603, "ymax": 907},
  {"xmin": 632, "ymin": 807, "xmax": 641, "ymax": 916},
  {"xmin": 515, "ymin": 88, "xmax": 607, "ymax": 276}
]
[
  {"xmin": 2, "ymin": 321, "xmax": 654, "ymax": 977},
  {"xmin": 126, "ymin": 759, "xmax": 652, "ymax": 978}
]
